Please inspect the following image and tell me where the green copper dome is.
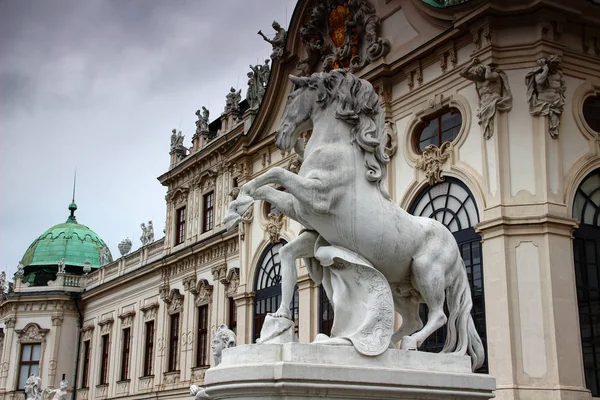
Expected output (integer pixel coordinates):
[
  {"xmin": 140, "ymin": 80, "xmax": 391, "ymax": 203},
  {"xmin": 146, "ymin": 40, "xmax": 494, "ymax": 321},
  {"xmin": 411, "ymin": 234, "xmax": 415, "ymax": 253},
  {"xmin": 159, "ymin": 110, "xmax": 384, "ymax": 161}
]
[{"xmin": 21, "ymin": 202, "xmax": 112, "ymax": 269}]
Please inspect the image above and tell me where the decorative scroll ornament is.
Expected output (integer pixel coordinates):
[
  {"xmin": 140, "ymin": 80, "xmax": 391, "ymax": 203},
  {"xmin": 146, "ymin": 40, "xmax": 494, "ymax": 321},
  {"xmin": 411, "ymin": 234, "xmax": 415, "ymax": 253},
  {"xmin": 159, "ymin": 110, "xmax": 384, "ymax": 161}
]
[
  {"xmin": 525, "ymin": 54, "xmax": 566, "ymax": 139},
  {"xmin": 266, "ymin": 213, "xmax": 285, "ymax": 243},
  {"xmin": 297, "ymin": 0, "xmax": 390, "ymax": 76},
  {"xmin": 416, "ymin": 142, "xmax": 451, "ymax": 185},
  {"xmin": 161, "ymin": 287, "xmax": 184, "ymax": 314},
  {"xmin": 221, "ymin": 268, "xmax": 240, "ymax": 298},
  {"xmin": 16, "ymin": 323, "xmax": 49, "ymax": 343},
  {"xmin": 192, "ymin": 279, "xmax": 214, "ymax": 306}
]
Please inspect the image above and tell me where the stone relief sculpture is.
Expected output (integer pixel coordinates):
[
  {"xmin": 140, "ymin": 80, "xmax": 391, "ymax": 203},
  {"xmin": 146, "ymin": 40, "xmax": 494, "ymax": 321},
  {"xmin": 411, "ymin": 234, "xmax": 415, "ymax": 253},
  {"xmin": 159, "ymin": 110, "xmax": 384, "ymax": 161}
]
[
  {"xmin": 24, "ymin": 374, "xmax": 42, "ymax": 400},
  {"xmin": 525, "ymin": 54, "xmax": 566, "ymax": 138},
  {"xmin": 118, "ymin": 238, "xmax": 132, "ymax": 256},
  {"xmin": 258, "ymin": 21, "xmax": 287, "ymax": 62},
  {"xmin": 43, "ymin": 379, "xmax": 68, "ymax": 400},
  {"xmin": 16, "ymin": 261, "xmax": 25, "ymax": 277},
  {"xmin": 460, "ymin": 58, "xmax": 512, "ymax": 139},
  {"xmin": 211, "ymin": 324, "xmax": 237, "ymax": 366},
  {"xmin": 224, "ymin": 70, "xmax": 484, "ymax": 371},
  {"xmin": 297, "ymin": 0, "xmax": 390, "ymax": 76},
  {"xmin": 416, "ymin": 142, "xmax": 451, "ymax": 185},
  {"xmin": 224, "ymin": 87, "xmax": 242, "ymax": 114},
  {"xmin": 195, "ymin": 107, "xmax": 210, "ymax": 134},
  {"xmin": 266, "ymin": 212, "xmax": 285, "ymax": 243}
]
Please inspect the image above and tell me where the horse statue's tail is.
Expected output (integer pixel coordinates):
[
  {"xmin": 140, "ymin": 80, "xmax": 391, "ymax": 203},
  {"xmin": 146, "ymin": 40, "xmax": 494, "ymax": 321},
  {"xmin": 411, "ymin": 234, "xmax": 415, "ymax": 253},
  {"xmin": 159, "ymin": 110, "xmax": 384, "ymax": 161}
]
[{"xmin": 442, "ymin": 258, "xmax": 485, "ymax": 372}]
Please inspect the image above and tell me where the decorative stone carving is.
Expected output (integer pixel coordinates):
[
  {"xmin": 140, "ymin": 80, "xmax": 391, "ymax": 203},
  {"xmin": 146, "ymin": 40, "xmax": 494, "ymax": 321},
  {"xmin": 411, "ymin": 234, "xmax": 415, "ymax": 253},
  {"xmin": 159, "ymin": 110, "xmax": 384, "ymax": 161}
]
[
  {"xmin": 246, "ymin": 62, "xmax": 270, "ymax": 110},
  {"xmin": 140, "ymin": 303, "xmax": 159, "ymax": 321},
  {"xmin": 118, "ymin": 311, "xmax": 135, "ymax": 328},
  {"xmin": 221, "ymin": 268, "xmax": 240, "ymax": 298},
  {"xmin": 211, "ymin": 264, "xmax": 227, "ymax": 282},
  {"xmin": 0, "ymin": 271, "xmax": 6, "ymax": 296},
  {"xmin": 182, "ymin": 275, "xmax": 197, "ymax": 292},
  {"xmin": 383, "ymin": 121, "xmax": 397, "ymax": 157},
  {"xmin": 195, "ymin": 107, "xmax": 210, "ymax": 135},
  {"xmin": 140, "ymin": 221, "xmax": 154, "ymax": 246},
  {"xmin": 24, "ymin": 374, "xmax": 42, "ymax": 400},
  {"xmin": 224, "ymin": 87, "xmax": 242, "ymax": 114},
  {"xmin": 224, "ymin": 70, "xmax": 485, "ymax": 371},
  {"xmin": 51, "ymin": 315, "xmax": 63, "ymax": 326},
  {"xmin": 211, "ymin": 324, "xmax": 236, "ymax": 366},
  {"xmin": 43, "ymin": 379, "xmax": 68, "ymax": 400},
  {"xmin": 4, "ymin": 316, "xmax": 15, "ymax": 328},
  {"xmin": 170, "ymin": 129, "xmax": 185, "ymax": 152},
  {"xmin": 192, "ymin": 279, "xmax": 213, "ymax": 306},
  {"xmin": 98, "ymin": 318, "xmax": 114, "ymax": 335},
  {"xmin": 16, "ymin": 261, "xmax": 25, "ymax": 277},
  {"xmin": 239, "ymin": 206, "xmax": 254, "ymax": 241},
  {"xmin": 258, "ymin": 21, "xmax": 287, "ymax": 62},
  {"xmin": 525, "ymin": 54, "xmax": 566, "ymax": 138},
  {"xmin": 16, "ymin": 323, "xmax": 49, "ymax": 343},
  {"xmin": 81, "ymin": 325, "xmax": 94, "ymax": 341},
  {"xmin": 99, "ymin": 246, "xmax": 110, "ymax": 266},
  {"xmin": 83, "ymin": 260, "xmax": 92, "ymax": 274},
  {"xmin": 416, "ymin": 142, "xmax": 451, "ymax": 185},
  {"xmin": 118, "ymin": 238, "xmax": 132, "ymax": 257},
  {"xmin": 57, "ymin": 258, "xmax": 65, "ymax": 274},
  {"xmin": 266, "ymin": 212, "xmax": 285, "ymax": 243},
  {"xmin": 160, "ymin": 288, "xmax": 184, "ymax": 314},
  {"xmin": 297, "ymin": 0, "xmax": 390, "ymax": 75},
  {"xmin": 460, "ymin": 58, "xmax": 512, "ymax": 139},
  {"xmin": 163, "ymin": 371, "xmax": 180, "ymax": 385}
]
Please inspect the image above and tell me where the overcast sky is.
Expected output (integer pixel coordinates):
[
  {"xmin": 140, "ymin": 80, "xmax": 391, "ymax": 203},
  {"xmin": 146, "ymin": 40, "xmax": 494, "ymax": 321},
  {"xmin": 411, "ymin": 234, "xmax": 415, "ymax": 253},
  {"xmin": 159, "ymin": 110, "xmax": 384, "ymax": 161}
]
[{"xmin": 0, "ymin": 0, "xmax": 297, "ymax": 276}]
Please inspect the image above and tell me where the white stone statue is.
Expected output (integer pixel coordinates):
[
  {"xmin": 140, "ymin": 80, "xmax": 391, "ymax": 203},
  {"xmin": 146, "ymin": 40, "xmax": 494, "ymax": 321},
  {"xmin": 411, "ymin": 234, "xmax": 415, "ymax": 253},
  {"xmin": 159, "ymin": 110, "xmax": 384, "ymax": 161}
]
[
  {"xmin": 224, "ymin": 70, "xmax": 484, "ymax": 371},
  {"xmin": 212, "ymin": 324, "xmax": 236, "ymax": 366},
  {"xmin": 258, "ymin": 21, "xmax": 287, "ymax": 62},
  {"xmin": 99, "ymin": 246, "xmax": 110, "ymax": 265},
  {"xmin": 24, "ymin": 374, "xmax": 42, "ymax": 400},
  {"xmin": 224, "ymin": 87, "xmax": 241, "ymax": 114},
  {"xmin": 460, "ymin": 58, "xmax": 512, "ymax": 139},
  {"xmin": 170, "ymin": 129, "xmax": 185, "ymax": 152},
  {"xmin": 525, "ymin": 54, "xmax": 566, "ymax": 138},
  {"xmin": 195, "ymin": 107, "xmax": 210, "ymax": 134},
  {"xmin": 43, "ymin": 379, "xmax": 68, "ymax": 400},
  {"xmin": 118, "ymin": 238, "xmax": 132, "ymax": 256},
  {"xmin": 57, "ymin": 258, "xmax": 65, "ymax": 274},
  {"xmin": 146, "ymin": 220, "xmax": 154, "ymax": 243},
  {"xmin": 16, "ymin": 261, "xmax": 25, "ymax": 277}
]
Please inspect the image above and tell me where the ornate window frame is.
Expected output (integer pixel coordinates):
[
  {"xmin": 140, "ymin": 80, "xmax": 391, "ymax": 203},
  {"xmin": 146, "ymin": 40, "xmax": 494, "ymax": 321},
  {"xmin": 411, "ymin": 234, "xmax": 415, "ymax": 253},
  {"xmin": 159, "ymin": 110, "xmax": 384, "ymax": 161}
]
[
  {"xmin": 15, "ymin": 323, "xmax": 49, "ymax": 389},
  {"xmin": 572, "ymin": 79, "xmax": 600, "ymax": 141},
  {"xmin": 402, "ymin": 94, "xmax": 472, "ymax": 166}
]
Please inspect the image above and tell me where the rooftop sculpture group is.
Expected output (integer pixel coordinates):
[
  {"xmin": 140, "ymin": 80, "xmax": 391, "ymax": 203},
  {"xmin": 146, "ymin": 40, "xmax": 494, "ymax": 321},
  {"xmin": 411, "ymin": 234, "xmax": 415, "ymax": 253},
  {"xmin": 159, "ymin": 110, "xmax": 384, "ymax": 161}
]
[
  {"xmin": 246, "ymin": 60, "xmax": 271, "ymax": 109},
  {"xmin": 140, "ymin": 221, "xmax": 154, "ymax": 246},
  {"xmin": 258, "ymin": 21, "xmax": 287, "ymax": 62},
  {"xmin": 225, "ymin": 70, "xmax": 485, "ymax": 370},
  {"xmin": 23, "ymin": 375, "xmax": 68, "ymax": 400},
  {"xmin": 224, "ymin": 87, "xmax": 242, "ymax": 115}
]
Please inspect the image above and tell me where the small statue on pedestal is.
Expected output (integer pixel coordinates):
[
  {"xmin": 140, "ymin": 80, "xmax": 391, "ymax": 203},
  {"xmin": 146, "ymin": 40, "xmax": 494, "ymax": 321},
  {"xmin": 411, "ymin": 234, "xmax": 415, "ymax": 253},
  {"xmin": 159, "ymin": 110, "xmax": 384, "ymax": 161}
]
[{"xmin": 258, "ymin": 21, "xmax": 287, "ymax": 62}]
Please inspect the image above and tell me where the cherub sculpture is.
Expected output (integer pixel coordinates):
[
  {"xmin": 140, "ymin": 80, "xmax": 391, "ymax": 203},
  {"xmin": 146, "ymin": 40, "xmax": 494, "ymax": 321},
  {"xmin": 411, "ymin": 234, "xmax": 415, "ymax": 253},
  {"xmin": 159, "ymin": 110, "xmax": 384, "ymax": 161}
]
[{"xmin": 43, "ymin": 379, "xmax": 68, "ymax": 400}]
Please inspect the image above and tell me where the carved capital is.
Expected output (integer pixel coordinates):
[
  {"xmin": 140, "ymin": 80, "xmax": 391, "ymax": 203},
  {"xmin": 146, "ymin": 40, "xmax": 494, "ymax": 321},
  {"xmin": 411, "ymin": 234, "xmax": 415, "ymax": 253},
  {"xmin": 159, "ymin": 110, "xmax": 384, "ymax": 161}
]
[
  {"xmin": 221, "ymin": 268, "xmax": 240, "ymax": 298},
  {"xmin": 211, "ymin": 264, "xmax": 227, "ymax": 282},
  {"xmin": 51, "ymin": 315, "xmax": 64, "ymax": 326},
  {"xmin": 4, "ymin": 316, "xmax": 16, "ymax": 328},
  {"xmin": 415, "ymin": 142, "xmax": 452, "ymax": 185}
]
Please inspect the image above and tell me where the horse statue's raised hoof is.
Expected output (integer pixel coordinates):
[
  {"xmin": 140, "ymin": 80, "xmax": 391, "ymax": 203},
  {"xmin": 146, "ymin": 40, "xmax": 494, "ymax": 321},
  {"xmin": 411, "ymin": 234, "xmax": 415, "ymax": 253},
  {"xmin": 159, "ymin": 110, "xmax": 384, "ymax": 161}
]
[
  {"xmin": 311, "ymin": 333, "xmax": 352, "ymax": 347},
  {"xmin": 223, "ymin": 192, "xmax": 255, "ymax": 231},
  {"xmin": 400, "ymin": 335, "xmax": 418, "ymax": 351}
]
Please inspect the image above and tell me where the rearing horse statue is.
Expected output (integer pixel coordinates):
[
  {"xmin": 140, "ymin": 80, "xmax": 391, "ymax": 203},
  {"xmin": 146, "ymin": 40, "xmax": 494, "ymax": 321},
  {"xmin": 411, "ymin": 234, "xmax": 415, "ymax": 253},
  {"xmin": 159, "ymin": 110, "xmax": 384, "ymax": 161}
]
[{"xmin": 224, "ymin": 69, "xmax": 484, "ymax": 371}]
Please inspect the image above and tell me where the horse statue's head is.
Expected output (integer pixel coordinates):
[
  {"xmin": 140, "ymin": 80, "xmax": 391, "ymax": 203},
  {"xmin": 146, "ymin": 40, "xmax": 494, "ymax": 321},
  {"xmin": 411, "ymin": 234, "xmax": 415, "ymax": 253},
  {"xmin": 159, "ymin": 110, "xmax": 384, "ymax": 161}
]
[{"xmin": 276, "ymin": 69, "xmax": 391, "ymax": 199}]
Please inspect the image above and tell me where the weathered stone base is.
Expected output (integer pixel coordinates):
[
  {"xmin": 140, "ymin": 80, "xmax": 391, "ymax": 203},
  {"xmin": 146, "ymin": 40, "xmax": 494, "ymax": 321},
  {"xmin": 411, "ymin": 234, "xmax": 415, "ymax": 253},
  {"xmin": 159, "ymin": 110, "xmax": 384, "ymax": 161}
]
[{"xmin": 203, "ymin": 343, "xmax": 496, "ymax": 399}]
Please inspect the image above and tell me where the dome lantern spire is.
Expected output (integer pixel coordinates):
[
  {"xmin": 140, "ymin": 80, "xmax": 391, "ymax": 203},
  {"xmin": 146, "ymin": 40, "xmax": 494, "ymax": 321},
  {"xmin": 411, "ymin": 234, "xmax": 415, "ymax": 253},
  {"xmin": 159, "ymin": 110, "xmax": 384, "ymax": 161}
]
[{"xmin": 67, "ymin": 170, "xmax": 77, "ymax": 223}]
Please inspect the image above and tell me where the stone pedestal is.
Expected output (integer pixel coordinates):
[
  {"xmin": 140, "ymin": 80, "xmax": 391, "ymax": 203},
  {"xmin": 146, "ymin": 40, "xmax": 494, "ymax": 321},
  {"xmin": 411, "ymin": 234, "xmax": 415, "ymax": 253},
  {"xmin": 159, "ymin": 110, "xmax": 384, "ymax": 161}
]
[{"xmin": 203, "ymin": 343, "xmax": 496, "ymax": 399}]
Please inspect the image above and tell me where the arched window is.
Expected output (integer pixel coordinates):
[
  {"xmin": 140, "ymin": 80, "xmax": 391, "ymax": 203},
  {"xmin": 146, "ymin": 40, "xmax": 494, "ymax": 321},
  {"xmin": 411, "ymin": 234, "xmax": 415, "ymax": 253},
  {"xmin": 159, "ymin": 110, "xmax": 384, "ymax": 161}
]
[
  {"xmin": 253, "ymin": 241, "xmax": 299, "ymax": 342},
  {"xmin": 409, "ymin": 178, "xmax": 487, "ymax": 372},
  {"xmin": 573, "ymin": 168, "xmax": 600, "ymax": 396},
  {"xmin": 414, "ymin": 107, "xmax": 462, "ymax": 153},
  {"xmin": 583, "ymin": 95, "xmax": 600, "ymax": 133}
]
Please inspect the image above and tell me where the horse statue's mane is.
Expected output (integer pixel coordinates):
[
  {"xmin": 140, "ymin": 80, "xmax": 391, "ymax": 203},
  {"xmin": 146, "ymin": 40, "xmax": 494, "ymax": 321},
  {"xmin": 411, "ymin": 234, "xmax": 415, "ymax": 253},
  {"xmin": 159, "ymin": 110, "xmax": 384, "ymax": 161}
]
[{"xmin": 310, "ymin": 69, "xmax": 391, "ymax": 199}]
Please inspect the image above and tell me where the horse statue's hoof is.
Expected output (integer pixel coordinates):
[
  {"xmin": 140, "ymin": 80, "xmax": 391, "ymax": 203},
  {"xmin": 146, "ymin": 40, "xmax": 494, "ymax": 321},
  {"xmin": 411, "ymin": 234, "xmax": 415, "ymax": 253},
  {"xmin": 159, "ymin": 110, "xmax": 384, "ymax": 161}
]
[{"xmin": 400, "ymin": 335, "xmax": 418, "ymax": 351}]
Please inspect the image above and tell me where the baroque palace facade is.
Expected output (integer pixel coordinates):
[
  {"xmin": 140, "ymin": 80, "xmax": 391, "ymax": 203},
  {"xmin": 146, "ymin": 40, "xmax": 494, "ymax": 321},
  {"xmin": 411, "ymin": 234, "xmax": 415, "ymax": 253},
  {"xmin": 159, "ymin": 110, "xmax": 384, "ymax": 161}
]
[{"xmin": 1, "ymin": 0, "xmax": 600, "ymax": 399}]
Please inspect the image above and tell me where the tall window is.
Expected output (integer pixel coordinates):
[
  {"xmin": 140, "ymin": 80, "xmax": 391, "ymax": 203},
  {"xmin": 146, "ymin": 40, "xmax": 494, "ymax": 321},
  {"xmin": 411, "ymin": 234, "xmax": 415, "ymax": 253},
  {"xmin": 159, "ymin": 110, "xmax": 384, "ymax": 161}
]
[
  {"xmin": 319, "ymin": 285, "xmax": 334, "ymax": 336},
  {"xmin": 175, "ymin": 207, "xmax": 186, "ymax": 245},
  {"xmin": 583, "ymin": 95, "xmax": 600, "ymax": 132},
  {"xmin": 143, "ymin": 321, "xmax": 154, "ymax": 376},
  {"xmin": 414, "ymin": 107, "xmax": 462, "ymax": 152},
  {"xmin": 203, "ymin": 192, "xmax": 214, "ymax": 232},
  {"xmin": 196, "ymin": 306, "xmax": 209, "ymax": 367},
  {"xmin": 100, "ymin": 335, "xmax": 110, "ymax": 384},
  {"xmin": 253, "ymin": 241, "xmax": 299, "ymax": 342},
  {"xmin": 228, "ymin": 298, "xmax": 237, "ymax": 334},
  {"xmin": 120, "ymin": 328, "xmax": 131, "ymax": 381},
  {"xmin": 18, "ymin": 343, "xmax": 41, "ymax": 389},
  {"xmin": 409, "ymin": 178, "xmax": 487, "ymax": 373},
  {"xmin": 81, "ymin": 340, "xmax": 91, "ymax": 388},
  {"xmin": 168, "ymin": 313, "xmax": 180, "ymax": 372},
  {"xmin": 573, "ymin": 169, "xmax": 600, "ymax": 396}
]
